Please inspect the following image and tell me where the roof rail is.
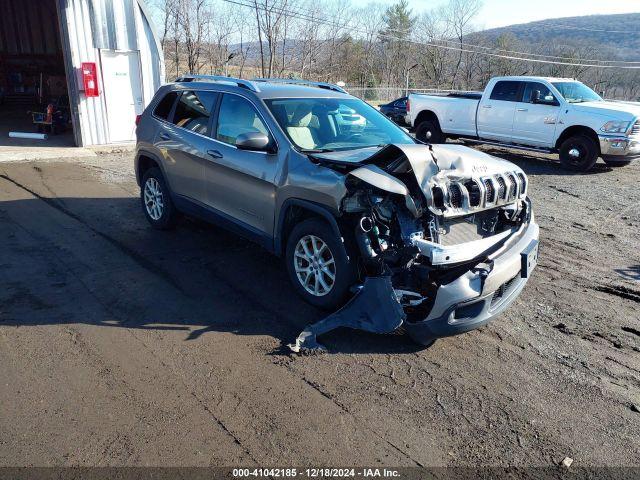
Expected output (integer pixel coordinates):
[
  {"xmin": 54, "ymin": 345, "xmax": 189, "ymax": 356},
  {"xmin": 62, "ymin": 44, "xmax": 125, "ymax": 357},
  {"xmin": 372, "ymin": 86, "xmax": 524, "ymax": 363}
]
[
  {"xmin": 252, "ymin": 78, "xmax": 347, "ymax": 94},
  {"xmin": 175, "ymin": 74, "xmax": 260, "ymax": 93}
]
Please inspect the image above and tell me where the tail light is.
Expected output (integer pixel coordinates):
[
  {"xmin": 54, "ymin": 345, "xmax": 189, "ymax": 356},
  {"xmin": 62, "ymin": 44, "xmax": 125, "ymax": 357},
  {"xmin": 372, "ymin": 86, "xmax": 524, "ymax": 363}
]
[
  {"xmin": 135, "ymin": 114, "xmax": 142, "ymax": 126},
  {"xmin": 406, "ymin": 99, "xmax": 410, "ymax": 112}
]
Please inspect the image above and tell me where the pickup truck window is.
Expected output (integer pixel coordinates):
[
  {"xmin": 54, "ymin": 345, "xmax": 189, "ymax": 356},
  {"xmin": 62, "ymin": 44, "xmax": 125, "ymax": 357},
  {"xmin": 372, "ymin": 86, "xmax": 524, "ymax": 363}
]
[
  {"xmin": 552, "ymin": 82, "xmax": 602, "ymax": 104},
  {"xmin": 171, "ymin": 91, "xmax": 218, "ymax": 135},
  {"xmin": 522, "ymin": 82, "xmax": 557, "ymax": 105},
  {"xmin": 489, "ymin": 81, "xmax": 522, "ymax": 102}
]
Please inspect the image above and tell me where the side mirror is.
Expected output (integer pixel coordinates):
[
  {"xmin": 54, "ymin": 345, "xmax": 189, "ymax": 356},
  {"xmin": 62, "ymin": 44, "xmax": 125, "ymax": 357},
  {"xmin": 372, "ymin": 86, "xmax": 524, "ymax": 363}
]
[
  {"xmin": 235, "ymin": 132, "xmax": 272, "ymax": 152},
  {"xmin": 532, "ymin": 90, "xmax": 559, "ymax": 106}
]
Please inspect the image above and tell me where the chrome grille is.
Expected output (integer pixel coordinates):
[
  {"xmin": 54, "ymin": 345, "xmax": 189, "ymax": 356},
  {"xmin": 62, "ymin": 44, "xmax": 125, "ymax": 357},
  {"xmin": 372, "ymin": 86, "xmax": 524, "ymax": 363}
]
[
  {"xmin": 430, "ymin": 171, "xmax": 528, "ymax": 215},
  {"xmin": 631, "ymin": 121, "xmax": 640, "ymax": 138}
]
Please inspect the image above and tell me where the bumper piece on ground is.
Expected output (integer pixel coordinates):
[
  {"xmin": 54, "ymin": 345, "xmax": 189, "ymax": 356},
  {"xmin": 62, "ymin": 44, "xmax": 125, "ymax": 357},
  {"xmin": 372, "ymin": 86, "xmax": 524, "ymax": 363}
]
[{"xmin": 288, "ymin": 275, "xmax": 405, "ymax": 353}]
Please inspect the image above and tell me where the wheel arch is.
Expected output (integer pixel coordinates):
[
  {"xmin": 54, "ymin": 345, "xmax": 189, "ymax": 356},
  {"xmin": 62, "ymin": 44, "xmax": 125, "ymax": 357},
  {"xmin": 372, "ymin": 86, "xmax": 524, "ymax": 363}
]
[
  {"xmin": 135, "ymin": 151, "xmax": 165, "ymax": 187},
  {"xmin": 555, "ymin": 125, "xmax": 600, "ymax": 153},
  {"xmin": 275, "ymin": 198, "xmax": 342, "ymax": 257},
  {"xmin": 414, "ymin": 110, "xmax": 441, "ymax": 129}
]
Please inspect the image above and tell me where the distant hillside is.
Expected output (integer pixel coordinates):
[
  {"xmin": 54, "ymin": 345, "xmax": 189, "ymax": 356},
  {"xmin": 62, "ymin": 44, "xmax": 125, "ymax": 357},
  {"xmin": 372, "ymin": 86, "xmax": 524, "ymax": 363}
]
[{"xmin": 475, "ymin": 13, "xmax": 640, "ymax": 62}]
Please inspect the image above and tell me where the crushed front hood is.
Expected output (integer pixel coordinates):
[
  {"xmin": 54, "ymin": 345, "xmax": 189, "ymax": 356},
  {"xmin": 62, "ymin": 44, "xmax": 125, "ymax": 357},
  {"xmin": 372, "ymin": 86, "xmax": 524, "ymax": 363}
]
[{"xmin": 346, "ymin": 143, "xmax": 528, "ymax": 218}]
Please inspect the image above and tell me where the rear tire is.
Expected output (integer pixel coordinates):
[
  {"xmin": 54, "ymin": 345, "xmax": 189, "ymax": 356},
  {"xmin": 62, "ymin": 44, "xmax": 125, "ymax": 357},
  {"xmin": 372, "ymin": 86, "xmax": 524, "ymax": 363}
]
[
  {"xmin": 140, "ymin": 167, "xmax": 178, "ymax": 230},
  {"xmin": 416, "ymin": 119, "xmax": 444, "ymax": 144},
  {"xmin": 285, "ymin": 218, "xmax": 356, "ymax": 310},
  {"xmin": 559, "ymin": 134, "xmax": 599, "ymax": 171}
]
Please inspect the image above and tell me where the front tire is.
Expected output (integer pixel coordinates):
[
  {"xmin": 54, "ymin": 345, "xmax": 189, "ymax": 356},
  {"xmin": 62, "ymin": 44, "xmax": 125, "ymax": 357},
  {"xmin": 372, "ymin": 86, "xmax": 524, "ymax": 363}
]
[
  {"xmin": 416, "ymin": 119, "xmax": 444, "ymax": 144},
  {"xmin": 559, "ymin": 135, "xmax": 599, "ymax": 171},
  {"xmin": 140, "ymin": 167, "xmax": 178, "ymax": 230},
  {"xmin": 285, "ymin": 218, "xmax": 356, "ymax": 310}
]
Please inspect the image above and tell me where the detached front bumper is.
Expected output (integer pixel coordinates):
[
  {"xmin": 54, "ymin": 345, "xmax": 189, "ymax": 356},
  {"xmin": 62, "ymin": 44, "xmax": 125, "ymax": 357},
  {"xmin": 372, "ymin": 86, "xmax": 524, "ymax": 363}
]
[
  {"xmin": 599, "ymin": 134, "xmax": 640, "ymax": 159},
  {"xmin": 405, "ymin": 219, "xmax": 539, "ymax": 343}
]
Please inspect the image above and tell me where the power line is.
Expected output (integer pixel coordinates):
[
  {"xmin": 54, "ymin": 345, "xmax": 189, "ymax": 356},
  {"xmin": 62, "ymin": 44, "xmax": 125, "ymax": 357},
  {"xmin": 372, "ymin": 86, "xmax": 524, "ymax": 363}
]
[
  {"xmin": 221, "ymin": 0, "xmax": 640, "ymax": 69},
  {"xmin": 412, "ymin": 35, "xmax": 640, "ymax": 65}
]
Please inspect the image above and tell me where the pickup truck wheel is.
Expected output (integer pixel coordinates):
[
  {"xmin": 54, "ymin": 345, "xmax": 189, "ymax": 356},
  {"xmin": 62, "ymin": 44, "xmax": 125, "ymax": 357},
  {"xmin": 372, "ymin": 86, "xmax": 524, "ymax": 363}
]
[
  {"xmin": 285, "ymin": 218, "xmax": 356, "ymax": 310},
  {"xmin": 141, "ymin": 167, "xmax": 178, "ymax": 230},
  {"xmin": 559, "ymin": 135, "xmax": 599, "ymax": 171},
  {"xmin": 416, "ymin": 120, "xmax": 444, "ymax": 144}
]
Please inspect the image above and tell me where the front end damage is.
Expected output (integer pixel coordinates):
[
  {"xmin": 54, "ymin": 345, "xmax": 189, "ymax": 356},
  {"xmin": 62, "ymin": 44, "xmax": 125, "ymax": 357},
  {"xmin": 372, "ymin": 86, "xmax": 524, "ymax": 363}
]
[{"xmin": 289, "ymin": 143, "xmax": 539, "ymax": 352}]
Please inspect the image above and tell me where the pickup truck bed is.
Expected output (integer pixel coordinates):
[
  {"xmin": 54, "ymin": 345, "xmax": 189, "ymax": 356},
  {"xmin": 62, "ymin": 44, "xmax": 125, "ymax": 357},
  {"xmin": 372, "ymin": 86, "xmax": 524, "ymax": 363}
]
[{"xmin": 421, "ymin": 92, "xmax": 482, "ymax": 100}]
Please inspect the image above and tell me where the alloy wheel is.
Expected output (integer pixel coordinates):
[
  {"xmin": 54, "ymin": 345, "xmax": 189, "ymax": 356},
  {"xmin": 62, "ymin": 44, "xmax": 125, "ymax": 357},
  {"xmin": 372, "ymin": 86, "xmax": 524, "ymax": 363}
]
[
  {"xmin": 144, "ymin": 177, "xmax": 164, "ymax": 221},
  {"xmin": 294, "ymin": 234, "xmax": 336, "ymax": 297}
]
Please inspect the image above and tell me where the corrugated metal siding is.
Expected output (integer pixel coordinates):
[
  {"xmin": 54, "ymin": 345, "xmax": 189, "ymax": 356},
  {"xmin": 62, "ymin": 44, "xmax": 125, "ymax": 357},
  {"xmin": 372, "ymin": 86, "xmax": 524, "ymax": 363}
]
[
  {"xmin": 57, "ymin": 0, "xmax": 164, "ymax": 146},
  {"xmin": 0, "ymin": 0, "xmax": 61, "ymax": 55}
]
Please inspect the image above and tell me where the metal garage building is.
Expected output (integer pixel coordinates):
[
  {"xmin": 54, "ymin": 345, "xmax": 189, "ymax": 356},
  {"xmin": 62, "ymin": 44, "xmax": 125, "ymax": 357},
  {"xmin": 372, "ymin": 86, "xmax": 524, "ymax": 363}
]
[{"xmin": 0, "ymin": 0, "xmax": 164, "ymax": 147}]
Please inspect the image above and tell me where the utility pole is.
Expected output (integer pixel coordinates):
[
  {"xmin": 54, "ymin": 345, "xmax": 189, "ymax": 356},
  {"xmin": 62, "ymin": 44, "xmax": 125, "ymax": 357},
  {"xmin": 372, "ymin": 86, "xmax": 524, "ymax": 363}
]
[{"xmin": 406, "ymin": 63, "xmax": 418, "ymax": 96}]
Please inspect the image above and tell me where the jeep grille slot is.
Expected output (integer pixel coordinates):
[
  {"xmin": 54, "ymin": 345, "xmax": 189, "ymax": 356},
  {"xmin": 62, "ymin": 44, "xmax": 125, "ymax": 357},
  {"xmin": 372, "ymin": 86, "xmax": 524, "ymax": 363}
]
[
  {"xmin": 432, "ymin": 186, "xmax": 445, "ymax": 209},
  {"xmin": 517, "ymin": 172, "xmax": 527, "ymax": 195},
  {"xmin": 449, "ymin": 184, "xmax": 463, "ymax": 208},
  {"xmin": 496, "ymin": 176, "xmax": 507, "ymax": 200},
  {"xmin": 464, "ymin": 180, "xmax": 481, "ymax": 207},
  {"xmin": 507, "ymin": 174, "xmax": 517, "ymax": 199},
  {"xmin": 483, "ymin": 179, "xmax": 495, "ymax": 204}
]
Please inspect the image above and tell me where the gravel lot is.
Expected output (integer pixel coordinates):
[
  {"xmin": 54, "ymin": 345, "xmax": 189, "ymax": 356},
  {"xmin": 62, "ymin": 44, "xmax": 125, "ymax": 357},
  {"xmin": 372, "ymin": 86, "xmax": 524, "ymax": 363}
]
[{"xmin": 0, "ymin": 148, "xmax": 638, "ymax": 469}]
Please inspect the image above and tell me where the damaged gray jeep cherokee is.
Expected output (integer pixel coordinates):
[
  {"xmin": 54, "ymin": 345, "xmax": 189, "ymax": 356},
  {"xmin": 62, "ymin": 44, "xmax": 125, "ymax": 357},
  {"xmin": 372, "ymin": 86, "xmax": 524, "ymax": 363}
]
[{"xmin": 135, "ymin": 76, "xmax": 539, "ymax": 350}]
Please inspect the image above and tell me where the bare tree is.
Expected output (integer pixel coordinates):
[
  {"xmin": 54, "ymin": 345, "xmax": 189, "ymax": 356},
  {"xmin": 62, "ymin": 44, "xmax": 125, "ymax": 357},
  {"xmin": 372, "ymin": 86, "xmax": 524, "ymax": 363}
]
[{"xmin": 442, "ymin": 0, "xmax": 482, "ymax": 88}]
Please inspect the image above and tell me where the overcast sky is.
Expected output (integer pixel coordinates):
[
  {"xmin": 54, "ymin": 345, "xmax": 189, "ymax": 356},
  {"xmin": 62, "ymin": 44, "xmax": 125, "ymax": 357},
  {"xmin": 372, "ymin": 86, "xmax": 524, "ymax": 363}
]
[{"xmin": 359, "ymin": 0, "xmax": 640, "ymax": 29}]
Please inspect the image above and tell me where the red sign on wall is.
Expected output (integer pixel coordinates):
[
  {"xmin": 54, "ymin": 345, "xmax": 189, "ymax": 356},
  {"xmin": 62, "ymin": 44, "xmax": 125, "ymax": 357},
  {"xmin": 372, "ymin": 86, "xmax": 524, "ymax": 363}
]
[{"xmin": 81, "ymin": 62, "xmax": 100, "ymax": 97}]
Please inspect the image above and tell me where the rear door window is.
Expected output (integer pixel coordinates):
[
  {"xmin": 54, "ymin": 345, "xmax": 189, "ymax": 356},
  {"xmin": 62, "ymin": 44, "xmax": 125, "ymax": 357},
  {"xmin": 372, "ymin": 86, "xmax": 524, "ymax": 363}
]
[
  {"xmin": 489, "ymin": 81, "xmax": 522, "ymax": 102},
  {"xmin": 153, "ymin": 92, "xmax": 178, "ymax": 121},
  {"xmin": 171, "ymin": 90, "xmax": 218, "ymax": 135}
]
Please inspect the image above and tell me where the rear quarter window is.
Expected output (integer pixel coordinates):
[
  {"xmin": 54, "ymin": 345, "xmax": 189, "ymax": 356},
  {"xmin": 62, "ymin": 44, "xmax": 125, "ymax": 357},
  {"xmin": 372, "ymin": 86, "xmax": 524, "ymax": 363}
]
[
  {"xmin": 171, "ymin": 91, "xmax": 218, "ymax": 135},
  {"xmin": 489, "ymin": 81, "xmax": 522, "ymax": 102},
  {"xmin": 153, "ymin": 92, "xmax": 178, "ymax": 121}
]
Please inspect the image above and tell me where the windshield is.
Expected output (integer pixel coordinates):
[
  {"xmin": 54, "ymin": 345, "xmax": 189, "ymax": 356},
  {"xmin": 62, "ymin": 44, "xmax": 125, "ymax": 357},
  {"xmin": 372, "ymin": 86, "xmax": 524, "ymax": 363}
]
[
  {"xmin": 264, "ymin": 97, "xmax": 415, "ymax": 152},
  {"xmin": 552, "ymin": 82, "xmax": 602, "ymax": 104}
]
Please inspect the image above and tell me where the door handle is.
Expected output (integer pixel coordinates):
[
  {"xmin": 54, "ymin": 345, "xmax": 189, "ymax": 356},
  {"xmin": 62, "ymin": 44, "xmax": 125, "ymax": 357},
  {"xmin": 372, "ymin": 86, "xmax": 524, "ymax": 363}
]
[
  {"xmin": 482, "ymin": 105, "xmax": 492, "ymax": 109},
  {"xmin": 517, "ymin": 108, "xmax": 528, "ymax": 112},
  {"xmin": 159, "ymin": 133, "xmax": 171, "ymax": 140},
  {"xmin": 207, "ymin": 149, "xmax": 223, "ymax": 159}
]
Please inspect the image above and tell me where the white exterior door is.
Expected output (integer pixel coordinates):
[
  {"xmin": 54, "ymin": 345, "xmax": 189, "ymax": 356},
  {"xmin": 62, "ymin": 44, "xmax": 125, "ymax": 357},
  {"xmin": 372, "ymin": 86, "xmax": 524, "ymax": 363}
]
[
  {"xmin": 476, "ymin": 80, "xmax": 522, "ymax": 143},
  {"xmin": 100, "ymin": 50, "xmax": 143, "ymax": 143},
  {"xmin": 511, "ymin": 82, "xmax": 560, "ymax": 148}
]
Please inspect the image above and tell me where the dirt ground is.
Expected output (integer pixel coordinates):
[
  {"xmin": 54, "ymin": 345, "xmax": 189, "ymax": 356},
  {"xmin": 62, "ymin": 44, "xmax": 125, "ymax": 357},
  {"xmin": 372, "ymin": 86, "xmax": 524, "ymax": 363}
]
[{"xmin": 0, "ymin": 148, "xmax": 638, "ymax": 470}]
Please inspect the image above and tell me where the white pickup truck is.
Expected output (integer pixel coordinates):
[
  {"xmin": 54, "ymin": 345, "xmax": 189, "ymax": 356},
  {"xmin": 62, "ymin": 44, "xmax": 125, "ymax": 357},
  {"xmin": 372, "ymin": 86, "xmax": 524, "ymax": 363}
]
[{"xmin": 407, "ymin": 76, "xmax": 640, "ymax": 171}]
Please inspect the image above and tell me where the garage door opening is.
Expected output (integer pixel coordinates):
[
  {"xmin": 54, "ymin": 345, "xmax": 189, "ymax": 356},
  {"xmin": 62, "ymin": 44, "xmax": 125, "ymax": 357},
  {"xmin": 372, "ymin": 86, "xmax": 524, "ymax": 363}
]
[{"xmin": 0, "ymin": 0, "xmax": 76, "ymax": 148}]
